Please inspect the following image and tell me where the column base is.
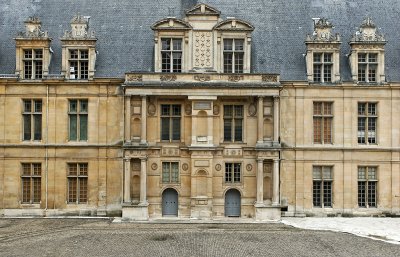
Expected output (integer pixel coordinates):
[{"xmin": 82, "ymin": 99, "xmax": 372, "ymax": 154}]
[
  {"xmin": 139, "ymin": 140, "xmax": 148, "ymax": 146},
  {"xmin": 122, "ymin": 203, "xmax": 149, "ymax": 221},
  {"xmin": 255, "ymin": 205, "xmax": 281, "ymax": 221}
]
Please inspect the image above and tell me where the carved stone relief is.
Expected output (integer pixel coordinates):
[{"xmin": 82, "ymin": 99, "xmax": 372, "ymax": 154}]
[
  {"xmin": 248, "ymin": 104, "xmax": 256, "ymax": 116},
  {"xmin": 194, "ymin": 31, "xmax": 212, "ymax": 68},
  {"xmin": 185, "ymin": 104, "xmax": 192, "ymax": 115},
  {"xmin": 147, "ymin": 103, "xmax": 156, "ymax": 116},
  {"xmin": 160, "ymin": 74, "xmax": 177, "ymax": 81},
  {"xmin": 213, "ymin": 105, "xmax": 220, "ymax": 115}
]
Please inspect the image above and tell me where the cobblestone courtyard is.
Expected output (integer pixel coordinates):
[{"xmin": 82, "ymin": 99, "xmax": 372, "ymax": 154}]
[{"xmin": 0, "ymin": 219, "xmax": 399, "ymax": 257}]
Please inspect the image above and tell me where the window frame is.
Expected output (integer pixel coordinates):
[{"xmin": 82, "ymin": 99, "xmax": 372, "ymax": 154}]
[
  {"xmin": 223, "ymin": 105, "xmax": 244, "ymax": 143},
  {"xmin": 160, "ymin": 38, "xmax": 183, "ymax": 73},
  {"xmin": 68, "ymin": 49, "xmax": 89, "ymax": 80},
  {"xmin": 22, "ymin": 48, "xmax": 44, "ymax": 80},
  {"xmin": 160, "ymin": 104, "xmax": 181, "ymax": 142},
  {"xmin": 21, "ymin": 163, "xmax": 42, "ymax": 204},
  {"xmin": 357, "ymin": 102, "xmax": 378, "ymax": 145},
  {"xmin": 224, "ymin": 163, "xmax": 242, "ymax": 184},
  {"xmin": 223, "ymin": 38, "xmax": 245, "ymax": 73},
  {"xmin": 313, "ymin": 52, "xmax": 333, "ymax": 83},
  {"xmin": 357, "ymin": 53, "xmax": 378, "ymax": 83},
  {"xmin": 357, "ymin": 166, "xmax": 378, "ymax": 208},
  {"xmin": 22, "ymin": 99, "xmax": 42, "ymax": 141},
  {"xmin": 68, "ymin": 99, "xmax": 88, "ymax": 141},
  {"xmin": 313, "ymin": 102, "xmax": 333, "ymax": 144},
  {"xmin": 67, "ymin": 163, "xmax": 88, "ymax": 204},
  {"xmin": 161, "ymin": 161, "xmax": 180, "ymax": 184},
  {"xmin": 312, "ymin": 166, "xmax": 333, "ymax": 208}
]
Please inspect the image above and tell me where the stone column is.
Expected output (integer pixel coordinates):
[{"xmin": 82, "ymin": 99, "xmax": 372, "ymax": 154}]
[
  {"xmin": 256, "ymin": 159, "xmax": 264, "ymax": 205},
  {"xmin": 272, "ymin": 159, "xmax": 280, "ymax": 206},
  {"xmin": 125, "ymin": 96, "xmax": 131, "ymax": 143},
  {"xmin": 139, "ymin": 157, "xmax": 148, "ymax": 205},
  {"xmin": 140, "ymin": 95, "xmax": 147, "ymax": 145},
  {"xmin": 257, "ymin": 96, "xmax": 264, "ymax": 144},
  {"xmin": 123, "ymin": 158, "xmax": 131, "ymax": 203},
  {"xmin": 273, "ymin": 96, "xmax": 280, "ymax": 143}
]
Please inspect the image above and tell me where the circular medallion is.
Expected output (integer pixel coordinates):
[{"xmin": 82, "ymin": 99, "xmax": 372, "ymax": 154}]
[
  {"xmin": 182, "ymin": 163, "xmax": 189, "ymax": 171},
  {"xmin": 215, "ymin": 164, "xmax": 221, "ymax": 171},
  {"xmin": 246, "ymin": 164, "xmax": 252, "ymax": 172},
  {"xmin": 185, "ymin": 104, "xmax": 192, "ymax": 115},
  {"xmin": 151, "ymin": 163, "xmax": 158, "ymax": 170},
  {"xmin": 213, "ymin": 105, "xmax": 220, "ymax": 115},
  {"xmin": 248, "ymin": 104, "xmax": 257, "ymax": 116},
  {"xmin": 148, "ymin": 103, "xmax": 156, "ymax": 116}
]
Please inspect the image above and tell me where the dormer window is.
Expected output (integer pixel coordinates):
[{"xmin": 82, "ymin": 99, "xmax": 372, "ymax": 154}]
[
  {"xmin": 61, "ymin": 15, "xmax": 97, "ymax": 80},
  {"xmin": 15, "ymin": 17, "xmax": 51, "ymax": 80},
  {"xmin": 69, "ymin": 49, "xmax": 89, "ymax": 79},
  {"xmin": 313, "ymin": 53, "xmax": 332, "ymax": 82},
  {"xmin": 161, "ymin": 38, "xmax": 182, "ymax": 73},
  {"xmin": 305, "ymin": 18, "xmax": 341, "ymax": 84},
  {"xmin": 23, "ymin": 49, "xmax": 43, "ymax": 79},
  {"xmin": 349, "ymin": 18, "xmax": 386, "ymax": 84},
  {"xmin": 223, "ymin": 39, "xmax": 244, "ymax": 73},
  {"xmin": 358, "ymin": 53, "xmax": 377, "ymax": 82}
]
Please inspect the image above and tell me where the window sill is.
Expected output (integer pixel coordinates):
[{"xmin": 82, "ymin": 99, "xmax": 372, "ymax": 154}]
[{"xmin": 20, "ymin": 203, "xmax": 41, "ymax": 208}]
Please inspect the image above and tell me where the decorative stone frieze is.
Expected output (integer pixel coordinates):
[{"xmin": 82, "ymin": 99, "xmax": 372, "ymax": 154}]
[
  {"xmin": 126, "ymin": 74, "xmax": 143, "ymax": 82},
  {"xmin": 228, "ymin": 75, "xmax": 244, "ymax": 82},
  {"xmin": 193, "ymin": 74, "xmax": 211, "ymax": 82},
  {"xmin": 160, "ymin": 74, "xmax": 177, "ymax": 81}
]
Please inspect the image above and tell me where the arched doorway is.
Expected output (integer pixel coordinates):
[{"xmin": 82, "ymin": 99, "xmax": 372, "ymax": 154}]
[
  {"xmin": 162, "ymin": 188, "xmax": 178, "ymax": 216},
  {"xmin": 225, "ymin": 189, "xmax": 241, "ymax": 217}
]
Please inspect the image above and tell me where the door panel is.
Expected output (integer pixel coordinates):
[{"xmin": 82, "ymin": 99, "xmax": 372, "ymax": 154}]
[
  {"xmin": 225, "ymin": 189, "xmax": 241, "ymax": 217},
  {"xmin": 162, "ymin": 188, "xmax": 178, "ymax": 216}
]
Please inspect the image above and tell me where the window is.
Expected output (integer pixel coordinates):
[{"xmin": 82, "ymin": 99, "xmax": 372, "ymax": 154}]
[
  {"xmin": 313, "ymin": 53, "xmax": 332, "ymax": 82},
  {"xmin": 358, "ymin": 167, "xmax": 377, "ymax": 208},
  {"xmin": 161, "ymin": 38, "xmax": 182, "ymax": 73},
  {"xmin": 160, "ymin": 104, "xmax": 181, "ymax": 141},
  {"xmin": 69, "ymin": 49, "xmax": 89, "ymax": 79},
  {"xmin": 358, "ymin": 53, "xmax": 377, "ymax": 82},
  {"xmin": 358, "ymin": 103, "xmax": 377, "ymax": 144},
  {"xmin": 67, "ymin": 163, "xmax": 88, "ymax": 203},
  {"xmin": 313, "ymin": 166, "xmax": 333, "ymax": 208},
  {"xmin": 313, "ymin": 102, "xmax": 333, "ymax": 144},
  {"xmin": 69, "ymin": 99, "xmax": 88, "ymax": 141},
  {"xmin": 162, "ymin": 162, "xmax": 179, "ymax": 183},
  {"xmin": 223, "ymin": 105, "xmax": 243, "ymax": 142},
  {"xmin": 223, "ymin": 39, "xmax": 244, "ymax": 73},
  {"xmin": 225, "ymin": 163, "xmax": 241, "ymax": 183},
  {"xmin": 23, "ymin": 49, "xmax": 43, "ymax": 79},
  {"xmin": 21, "ymin": 163, "xmax": 41, "ymax": 204},
  {"xmin": 23, "ymin": 99, "xmax": 42, "ymax": 141}
]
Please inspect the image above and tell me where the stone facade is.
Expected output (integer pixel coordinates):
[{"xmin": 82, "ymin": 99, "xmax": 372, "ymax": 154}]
[{"xmin": 0, "ymin": 3, "xmax": 399, "ymax": 220}]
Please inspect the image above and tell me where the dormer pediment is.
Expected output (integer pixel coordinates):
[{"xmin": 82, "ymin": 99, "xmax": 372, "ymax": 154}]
[
  {"xmin": 214, "ymin": 19, "xmax": 254, "ymax": 31},
  {"xmin": 151, "ymin": 18, "xmax": 192, "ymax": 31},
  {"xmin": 185, "ymin": 3, "xmax": 220, "ymax": 16}
]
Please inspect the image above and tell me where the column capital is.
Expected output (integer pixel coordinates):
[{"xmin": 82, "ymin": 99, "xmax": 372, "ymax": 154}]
[
  {"xmin": 273, "ymin": 95, "xmax": 280, "ymax": 101},
  {"xmin": 140, "ymin": 95, "xmax": 147, "ymax": 98},
  {"xmin": 273, "ymin": 159, "xmax": 280, "ymax": 163},
  {"xmin": 124, "ymin": 157, "xmax": 131, "ymax": 162},
  {"xmin": 139, "ymin": 156, "xmax": 148, "ymax": 161},
  {"xmin": 258, "ymin": 96, "xmax": 265, "ymax": 100},
  {"xmin": 257, "ymin": 158, "xmax": 264, "ymax": 163}
]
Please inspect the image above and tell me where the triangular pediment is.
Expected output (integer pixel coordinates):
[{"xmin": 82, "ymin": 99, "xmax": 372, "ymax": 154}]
[
  {"xmin": 151, "ymin": 18, "xmax": 192, "ymax": 30},
  {"xmin": 214, "ymin": 19, "xmax": 254, "ymax": 31},
  {"xmin": 186, "ymin": 3, "xmax": 220, "ymax": 16}
]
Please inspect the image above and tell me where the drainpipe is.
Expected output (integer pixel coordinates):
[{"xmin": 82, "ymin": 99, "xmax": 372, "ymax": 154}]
[
  {"xmin": 45, "ymin": 84, "xmax": 49, "ymax": 211},
  {"xmin": 122, "ymin": 86, "xmax": 125, "ymax": 204}
]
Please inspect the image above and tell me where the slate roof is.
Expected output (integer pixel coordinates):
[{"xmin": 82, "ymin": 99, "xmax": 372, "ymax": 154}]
[{"xmin": 1, "ymin": 0, "xmax": 400, "ymax": 81}]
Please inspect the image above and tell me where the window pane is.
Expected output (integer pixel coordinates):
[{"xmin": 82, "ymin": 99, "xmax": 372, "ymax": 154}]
[
  {"xmin": 313, "ymin": 118, "xmax": 321, "ymax": 143},
  {"xmin": 172, "ymin": 52, "xmax": 182, "ymax": 72},
  {"xmin": 70, "ymin": 50, "xmax": 79, "ymax": 59},
  {"xmin": 70, "ymin": 100, "xmax": 77, "ymax": 112},
  {"xmin": 24, "ymin": 49, "xmax": 33, "ymax": 59},
  {"xmin": 358, "ymin": 167, "xmax": 366, "ymax": 179},
  {"xmin": 323, "ymin": 118, "xmax": 332, "ymax": 143},
  {"xmin": 368, "ymin": 168, "xmax": 376, "ymax": 180},
  {"xmin": 161, "ymin": 52, "xmax": 171, "ymax": 72},
  {"xmin": 323, "ymin": 181, "xmax": 332, "ymax": 207},
  {"xmin": 358, "ymin": 103, "xmax": 366, "ymax": 115},
  {"xmin": 235, "ymin": 39, "xmax": 244, "ymax": 51},
  {"xmin": 225, "ymin": 163, "xmax": 232, "ymax": 182},
  {"xmin": 79, "ymin": 114, "xmax": 88, "ymax": 140},
  {"xmin": 224, "ymin": 39, "xmax": 233, "ymax": 51},
  {"xmin": 172, "ymin": 118, "xmax": 181, "ymax": 140},
  {"xmin": 80, "ymin": 100, "xmax": 88, "ymax": 113},
  {"xmin": 161, "ymin": 105, "xmax": 170, "ymax": 116},
  {"xmin": 22, "ymin": 178, "xmax": 31, "ymax": 203},
  {"xmin": 161, "ymin": 117, "xmax": 170, "ymax": 140},
  {"xmin": 34, "ymin": 100, "xmax": 42, "ymax": 113},
  {"xmin": 233, "ymin": 163, "xmax": 241, "ymax": 182},
  {"xmin": 358, "ymin": 53, "xmax": 366, "ymax": 62},
  {"xmin": 223, "ymin": 53, "xmax": 233, "ymax": 73},
  {"xmin": 33, "ymin": 177, "xmax": 41, "ymax": 203},
  {"xmin": 234, "ymin": 118, "xmax": 243, "ymax": 141},
  {"xmin": 313, "ymin": 166, "xmax": 322, "ymax": 179},
  {"xmin": 22, "ymin": 163, "xmax": 31, "ymax": 176},
  {"xmin": 313, "ymin": 181, "xmax": 321, "ymax": 207},
  {"xmin": 68, "ymin": 178, "xmax": 77, "ymax": 203},
  {"xmin": 68, "ymin": 164, "xmax": 78, "ymax": 176},
  {"xmin": 358, "ymin": 181, "xmax": 366, "ymax": 207},
  {"xmin": 368, "ymin": 181, "xmax": 377, "ymax": 207},
  {"xmin": 79, "ymin": 177, "xmax": 88, "ymax": 203},
  {"xmin": 235, "ymin": 52, "xmax": 244, "ymax": 73},
  {"xmin": 79, "ymin": 163, "xmax": 88, "ymax": 176},
  {"xmin": 223, "ymin": 119, "xmax": 232, "ymax": 141},
  {"xmin": 322, "ymin": 167, "xmax": 332, "ymax": 179},
  {"xmin": 80, "ymin": 50, "xmax": 89, "ymax": 59},
  {"xmin": 313, "ymin": 65, "xmax": 321, "ymax": 82},
  {"xmin": 224, "ymin": 105, "xmax": 233, "ymax": 117},
  {"xmin": 69, "ymin": 115, "xmax": 77, "ymax": 140},
  {"xmin": 172, "ymin": 39, "xmax": 182, "ymax": 50},
  {"xmin": 172, "ymin": 105, "xmax": 181, "ymax": 116},
  {"xmin": 368, "ymin": 53, "xmax": 377, "ymax": 62},
  {"xmin": 161, "ymin": 39, "xmax": 171, "ymax": 51},
  {"xmin": 33, "ymin": 114, "xmax": 42, "ymax": 140},
  {"xmin": 23, "ymin": 114, "xmax": 31, "ymax": 140},
  {"xmin": 313, "ymin": 53, "xmax": 322, "ymax": 63},
  {"xmin": 324, "ymin": 53, "xmax": 332, "ymax": 63},
  {"xmin": 171, "ymin": 162, "xmax": 179, "ymax": 183},
  {"xmin": 162, "ymin": 163, "xmax": 170, "ymax": 183}
]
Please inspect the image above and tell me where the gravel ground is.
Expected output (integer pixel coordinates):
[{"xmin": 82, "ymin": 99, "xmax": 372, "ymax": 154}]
[{"xmin": 0, "ymin": 218, "xmax": 399, "ymax": 257}]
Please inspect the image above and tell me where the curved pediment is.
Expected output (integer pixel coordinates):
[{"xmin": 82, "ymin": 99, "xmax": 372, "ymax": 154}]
[
  {"xmin": 214, "ymin": 19, "xmax": 254, "ymax": 31},
  {"xmin": 186, "ymin": 3, "xmax": 221, "ymax": 16},
  {"xmin": 151, "ymin": 18, "xmax": 192, "ymax": 30}
]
